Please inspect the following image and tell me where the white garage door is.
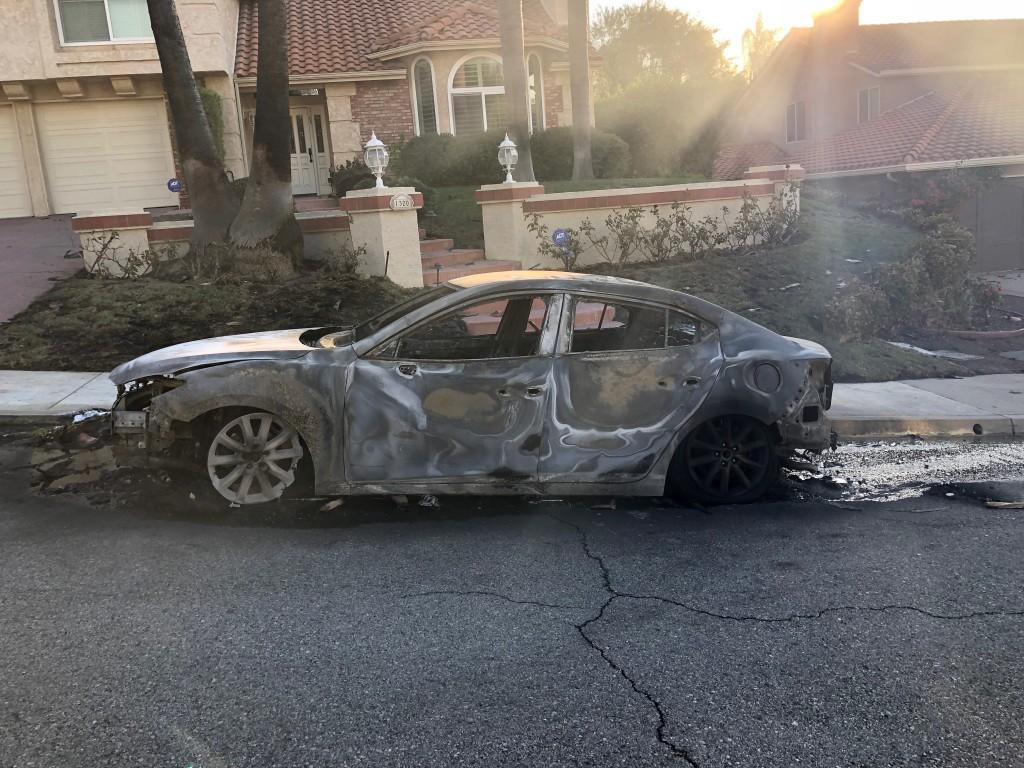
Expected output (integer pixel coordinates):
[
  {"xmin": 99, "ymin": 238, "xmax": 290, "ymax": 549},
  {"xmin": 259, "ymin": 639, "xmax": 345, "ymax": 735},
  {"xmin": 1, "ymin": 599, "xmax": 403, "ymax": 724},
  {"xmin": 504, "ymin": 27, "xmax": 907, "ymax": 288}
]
[
  {"xmin": 36, "ymin": 100, "xmax": 178, "ymax": 214},
  {"xmin": 0, "ymin": 106, "xmax": 32, "ymax": 219}
]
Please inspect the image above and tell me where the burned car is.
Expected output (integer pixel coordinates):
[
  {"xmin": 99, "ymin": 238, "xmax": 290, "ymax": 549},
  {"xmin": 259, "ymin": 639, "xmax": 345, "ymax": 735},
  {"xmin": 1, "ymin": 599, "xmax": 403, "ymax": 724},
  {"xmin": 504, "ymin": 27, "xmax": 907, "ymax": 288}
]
[{"xmin": 110, "ymin": 271, "xmax": 833, "ymax": 506}]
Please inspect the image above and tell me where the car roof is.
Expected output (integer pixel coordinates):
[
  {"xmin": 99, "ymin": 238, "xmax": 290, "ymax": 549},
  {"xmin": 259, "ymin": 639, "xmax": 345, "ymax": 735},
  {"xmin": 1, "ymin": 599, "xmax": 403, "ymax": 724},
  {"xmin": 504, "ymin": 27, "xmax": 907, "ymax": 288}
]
[{"xmin": 448, "ymin": 270, "xmax": 660, "ymax": 292}]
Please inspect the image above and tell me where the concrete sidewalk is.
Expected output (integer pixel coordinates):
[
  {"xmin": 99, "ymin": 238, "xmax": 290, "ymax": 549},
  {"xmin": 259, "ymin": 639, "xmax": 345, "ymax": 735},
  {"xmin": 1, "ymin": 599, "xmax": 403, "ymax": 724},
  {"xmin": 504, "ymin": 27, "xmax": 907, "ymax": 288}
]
[
  {"xmin": 0, "ymin": 371, "xmax": 114, "ymax": 424},
  {"xmin": 829, "ymin": 374, "xmax": 1024, "ymax": 439},
  {"xmin": 0, "ymin": 369, "xmax": 1023, "ymax": 439}
]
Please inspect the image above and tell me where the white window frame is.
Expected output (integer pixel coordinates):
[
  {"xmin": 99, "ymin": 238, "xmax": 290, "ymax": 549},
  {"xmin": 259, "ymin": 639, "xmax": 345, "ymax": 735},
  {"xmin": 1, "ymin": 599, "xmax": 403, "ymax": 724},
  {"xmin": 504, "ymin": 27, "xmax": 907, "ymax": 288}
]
[
  {"xmin": 53, "ymin": 0, "xmax": 154, "ymax": 47},
  {"xmin": 528, "ymin": 53, "xmax": 545, "ymax": 133},
  {"xmin": 447, "ymin": 52, "xmax": 505, "ymax": 136},
  {"xmin": 786, "ymin": 101, "xmax": 808, "ymax": 143},
  {"xmin": 410, "ymin": 57, "xmax": 440, "ymax": 137},
  {"xmin": 857, "ymin": 86, "xmax": 881, "ymax": 124}
]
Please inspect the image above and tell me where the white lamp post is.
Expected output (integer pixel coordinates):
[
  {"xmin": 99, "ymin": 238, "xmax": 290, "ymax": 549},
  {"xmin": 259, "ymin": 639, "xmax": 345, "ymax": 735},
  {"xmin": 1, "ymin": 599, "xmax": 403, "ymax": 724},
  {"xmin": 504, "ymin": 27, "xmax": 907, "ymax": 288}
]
[
  {"xmin": 498, "ymin": 133, "xmax": 518, "ymax": 183},
  {"xmin": 364, "ymin": 131, "xmax": 390, "ymax": 189}
]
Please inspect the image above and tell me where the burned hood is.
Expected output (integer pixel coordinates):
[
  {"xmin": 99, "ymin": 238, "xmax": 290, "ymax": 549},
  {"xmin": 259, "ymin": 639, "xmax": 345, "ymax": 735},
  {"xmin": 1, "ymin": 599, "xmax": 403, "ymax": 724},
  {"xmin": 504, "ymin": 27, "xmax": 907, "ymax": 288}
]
[{"xmin": 109, "ymin": 329, "xmax": 315, "ymax": 385}]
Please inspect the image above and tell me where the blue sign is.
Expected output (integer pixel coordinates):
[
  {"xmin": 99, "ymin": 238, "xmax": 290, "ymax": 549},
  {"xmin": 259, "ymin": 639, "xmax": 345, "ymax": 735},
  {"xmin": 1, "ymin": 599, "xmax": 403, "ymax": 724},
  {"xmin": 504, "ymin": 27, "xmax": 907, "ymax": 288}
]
[
  {"xmin": 167, "ymin": 178, "xmax": 183, "ymax": 193},
  {"xmin": 552, "ymin": 228, "xmax": 572, "ymax": 248}
]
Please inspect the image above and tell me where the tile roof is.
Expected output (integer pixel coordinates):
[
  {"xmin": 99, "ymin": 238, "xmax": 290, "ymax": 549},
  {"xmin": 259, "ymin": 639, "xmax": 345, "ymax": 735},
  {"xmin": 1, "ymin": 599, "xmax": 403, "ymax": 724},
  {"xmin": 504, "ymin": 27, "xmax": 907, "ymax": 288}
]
[
  {"xmin": 235, "ymin": 0, "xmax": 561, "ymax": 78},
  {"xmin": 851, "ymin": 20, "xmax": 1024, "ymax": 73},
  {"xmin": 716, "ymin": 74, "xmax": 1024, "ymax": 179}
]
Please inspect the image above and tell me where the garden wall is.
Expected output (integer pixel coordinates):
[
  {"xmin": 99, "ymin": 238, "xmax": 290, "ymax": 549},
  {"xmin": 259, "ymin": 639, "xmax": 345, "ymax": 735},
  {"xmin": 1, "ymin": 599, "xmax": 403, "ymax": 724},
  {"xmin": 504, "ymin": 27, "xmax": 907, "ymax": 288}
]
[{"xmin": 477, "ymin": 165, "xmax": 805, "ymax": 268}]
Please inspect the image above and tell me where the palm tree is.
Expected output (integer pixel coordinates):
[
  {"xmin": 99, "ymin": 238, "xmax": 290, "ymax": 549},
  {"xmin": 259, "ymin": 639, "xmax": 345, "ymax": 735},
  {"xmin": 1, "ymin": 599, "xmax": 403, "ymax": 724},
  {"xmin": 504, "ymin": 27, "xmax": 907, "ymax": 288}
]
[
  {"xmin": 497, "ymin": 0, "xmax": 536, "ymax": 182},
  {"xmin": 229, "ymin": 0, "xmax": 302, "ymax": 261},
  {"xmin": 147, "ymin": 0, "xmax": 238, "ymax": 255},
  {"xmin": 742, "ymin": 14, "xmax": 780, "ymax": 83},
  {"xmin": 568, "ymin": 0, "xmax": 594, "ymax": 180}
]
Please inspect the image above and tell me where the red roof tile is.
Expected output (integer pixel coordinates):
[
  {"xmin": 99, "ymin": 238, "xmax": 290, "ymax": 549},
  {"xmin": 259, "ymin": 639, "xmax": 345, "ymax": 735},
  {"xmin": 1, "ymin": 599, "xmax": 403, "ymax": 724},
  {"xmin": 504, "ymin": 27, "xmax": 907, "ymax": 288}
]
[
  {"xmin": 716, "ymin": 74, "xmax": 1024, "ymax": 179},
  {"xmin": 235, "ymin": 0, "xmax": 561, "ymax": 78},
  {"xmin": 851, "ymin": 20, "xmax": 1024, "ymax": 73}
]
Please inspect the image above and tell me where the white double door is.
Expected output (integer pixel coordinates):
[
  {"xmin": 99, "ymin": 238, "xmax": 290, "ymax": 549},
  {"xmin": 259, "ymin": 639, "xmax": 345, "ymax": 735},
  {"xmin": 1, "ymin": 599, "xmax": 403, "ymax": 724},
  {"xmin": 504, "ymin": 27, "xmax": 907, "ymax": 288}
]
[{"xmin": 289, "ymin": 107, "xmax": 329, "ymax": 196}]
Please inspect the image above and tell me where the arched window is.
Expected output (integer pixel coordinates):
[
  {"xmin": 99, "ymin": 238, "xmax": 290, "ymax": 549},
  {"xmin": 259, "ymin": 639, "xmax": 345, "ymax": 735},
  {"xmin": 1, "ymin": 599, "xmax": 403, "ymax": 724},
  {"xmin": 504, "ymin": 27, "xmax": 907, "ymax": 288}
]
[
  {"xmin": 449, "ymin": 55, "xmax": 505, "ymax": 135},
  {"xmin": 528, "ymin": 54, "xmax": 545, "ymax": 132},
  {"xmin": 412, "ymin": 58, "xmax": 438, "ymax": 136}
]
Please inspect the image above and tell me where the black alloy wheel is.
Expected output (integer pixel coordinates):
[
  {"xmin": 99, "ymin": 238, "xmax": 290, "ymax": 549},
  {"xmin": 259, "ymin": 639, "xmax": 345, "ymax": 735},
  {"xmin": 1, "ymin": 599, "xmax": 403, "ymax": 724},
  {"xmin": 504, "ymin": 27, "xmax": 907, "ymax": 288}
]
[{"xmin": 676, "ymin": 415, "xmax": 778, "ymax": 504}]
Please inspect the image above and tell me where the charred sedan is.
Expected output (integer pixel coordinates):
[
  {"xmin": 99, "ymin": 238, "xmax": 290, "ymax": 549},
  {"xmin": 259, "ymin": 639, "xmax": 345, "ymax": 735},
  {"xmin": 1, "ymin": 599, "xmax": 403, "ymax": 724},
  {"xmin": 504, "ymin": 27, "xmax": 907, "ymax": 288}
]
[{"xmin": 110, "ymin": 271, "xmax": 833, "ymax": 505}]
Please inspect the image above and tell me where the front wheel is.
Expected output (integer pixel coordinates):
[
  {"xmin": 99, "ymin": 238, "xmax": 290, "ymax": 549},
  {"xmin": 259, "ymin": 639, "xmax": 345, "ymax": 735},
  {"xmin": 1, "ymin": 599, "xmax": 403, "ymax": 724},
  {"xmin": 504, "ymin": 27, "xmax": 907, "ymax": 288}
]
[
  {"xmin": 206, "ymin": 411, "xmax": 305, "ymax": 505},
  {"xmin": 671, "ymin": 415, "xmax": 778, "ymax": 504}
]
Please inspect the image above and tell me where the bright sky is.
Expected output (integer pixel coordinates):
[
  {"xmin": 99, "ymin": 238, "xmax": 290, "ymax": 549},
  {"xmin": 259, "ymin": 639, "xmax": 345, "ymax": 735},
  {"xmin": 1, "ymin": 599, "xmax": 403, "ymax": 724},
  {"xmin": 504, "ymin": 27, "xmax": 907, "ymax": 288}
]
[{"xmin": 591, "ymin": 0, "xmax": 1024, "ymax": 65}]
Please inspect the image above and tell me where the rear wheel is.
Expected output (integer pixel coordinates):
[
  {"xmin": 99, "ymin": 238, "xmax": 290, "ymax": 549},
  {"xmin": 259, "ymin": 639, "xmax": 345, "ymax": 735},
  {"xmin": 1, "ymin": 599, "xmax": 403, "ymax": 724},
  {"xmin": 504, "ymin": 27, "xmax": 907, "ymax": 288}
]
[
  {"xmin": 206, "ymin": 411, "xmax": 304, "ymax": 505},
  {"xmin": 672, "ymin": 415, "xmax": 778, "ymax": 504}
]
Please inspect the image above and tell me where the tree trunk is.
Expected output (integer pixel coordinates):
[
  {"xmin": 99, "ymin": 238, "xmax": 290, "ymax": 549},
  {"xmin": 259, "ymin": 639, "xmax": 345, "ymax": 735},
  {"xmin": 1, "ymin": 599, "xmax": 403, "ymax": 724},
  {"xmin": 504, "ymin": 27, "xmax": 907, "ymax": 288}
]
[
  {"xmin": 229, "ymin": 0, "xmax": 302, "ymax": 261},
  {"xmin": 147, "ymin": 0, "xmax": 238, "ymax": 252},
  {"xmin": 568, "ymin": 0, "xmax": 595, "ymax": 180},
  {"xmin": 497, "ymin": 0, "xmax": 536, "ymax": 182}
]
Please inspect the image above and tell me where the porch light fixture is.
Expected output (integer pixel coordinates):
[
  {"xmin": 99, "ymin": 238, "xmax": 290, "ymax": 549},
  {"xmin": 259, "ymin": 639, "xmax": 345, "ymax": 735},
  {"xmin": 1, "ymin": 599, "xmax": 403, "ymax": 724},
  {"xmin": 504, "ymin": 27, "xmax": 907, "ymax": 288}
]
[
  {"xmin": 364, "ymin": 132, "xmax": 389, "ymax": 189},
  {"xmin": 498, "ymin": 133, "xmax": 518, "ymax": 183}
]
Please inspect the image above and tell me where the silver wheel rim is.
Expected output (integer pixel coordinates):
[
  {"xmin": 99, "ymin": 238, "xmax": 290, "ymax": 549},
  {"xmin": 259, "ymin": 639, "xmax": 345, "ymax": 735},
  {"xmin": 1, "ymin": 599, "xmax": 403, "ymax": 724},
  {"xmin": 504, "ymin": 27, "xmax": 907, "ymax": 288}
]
[{"xmin": 207, "ymin": 412, "xmax": 303, "ymax": 505}]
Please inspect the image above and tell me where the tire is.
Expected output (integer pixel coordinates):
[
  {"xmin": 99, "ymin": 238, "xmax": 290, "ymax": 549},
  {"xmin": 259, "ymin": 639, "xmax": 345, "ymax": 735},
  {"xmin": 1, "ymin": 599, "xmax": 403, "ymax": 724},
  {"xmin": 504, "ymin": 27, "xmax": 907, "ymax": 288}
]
[
  {"xmin": 670, "ymin": 415, "xmax": 779, "ymax": 505},
  {"xmin": 205, "ymin": 411, "xmax": 305, "ymax": 505}
]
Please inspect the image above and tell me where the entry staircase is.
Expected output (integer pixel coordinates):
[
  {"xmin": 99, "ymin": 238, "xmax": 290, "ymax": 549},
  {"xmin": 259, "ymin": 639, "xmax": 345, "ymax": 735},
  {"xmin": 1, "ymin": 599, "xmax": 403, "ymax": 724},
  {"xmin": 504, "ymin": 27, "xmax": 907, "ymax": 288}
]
[{"xmin": 418, "ymin": 232, "xmax": 520, "ymax": 286}]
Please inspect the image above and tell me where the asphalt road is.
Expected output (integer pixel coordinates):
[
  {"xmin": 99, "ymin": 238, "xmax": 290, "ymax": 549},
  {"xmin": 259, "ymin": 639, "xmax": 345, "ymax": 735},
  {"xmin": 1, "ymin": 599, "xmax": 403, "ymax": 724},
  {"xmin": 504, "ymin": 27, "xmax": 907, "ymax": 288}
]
[{"xmin": 2, "ymin": 438, "xmax": 1024, "ymax": 767}]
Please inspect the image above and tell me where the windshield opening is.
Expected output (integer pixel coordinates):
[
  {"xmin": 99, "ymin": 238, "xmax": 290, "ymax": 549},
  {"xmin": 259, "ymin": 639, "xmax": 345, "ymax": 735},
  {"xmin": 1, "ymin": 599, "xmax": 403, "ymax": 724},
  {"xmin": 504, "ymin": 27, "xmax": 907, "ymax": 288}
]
[{"xmin": 353, "ymin": 286, "xmax": 456, "ymax": 341}]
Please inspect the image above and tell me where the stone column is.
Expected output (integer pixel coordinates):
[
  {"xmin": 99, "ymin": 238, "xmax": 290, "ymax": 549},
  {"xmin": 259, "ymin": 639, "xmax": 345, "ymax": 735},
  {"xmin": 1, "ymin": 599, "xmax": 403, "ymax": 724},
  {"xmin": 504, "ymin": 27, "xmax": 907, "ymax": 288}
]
[
  {"xmin": 340, "ymin": 187, "xmax": 424, "ymax": 288},
  {"xmin": 475, "ymin": 182, "xmax": 545, "ymax": 266},
  {"xmin": 744, "ymin": 164, "xmax": 806, "ymax": 212},
  {"xmin": 324, "ymin": 83, "xmax": 362, "ymax": 167}
]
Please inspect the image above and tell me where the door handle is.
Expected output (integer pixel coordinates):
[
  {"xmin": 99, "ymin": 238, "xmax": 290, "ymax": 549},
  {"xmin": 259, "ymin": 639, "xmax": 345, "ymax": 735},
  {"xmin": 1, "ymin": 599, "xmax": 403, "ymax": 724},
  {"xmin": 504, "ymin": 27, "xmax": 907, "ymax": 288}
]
[
  {"xmin": 398, "ymin": 363, "xmax": 417, "ymax": 376},
  {"xmin": 307, "ymin": 148, "xmax": 313, "ymax": 163},
  {"xmin": 685, "ymin": 376, "xmax": 702, "ymax": 386},
  {"xmin": 525, "ymin": 385, "xmax": 545, "ymax": 397}
]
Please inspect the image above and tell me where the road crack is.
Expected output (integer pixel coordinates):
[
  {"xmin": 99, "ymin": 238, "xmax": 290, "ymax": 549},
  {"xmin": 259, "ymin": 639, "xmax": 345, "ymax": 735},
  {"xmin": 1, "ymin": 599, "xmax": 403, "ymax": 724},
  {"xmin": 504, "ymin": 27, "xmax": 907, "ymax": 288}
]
[
  {"xmin": 548, "ymin": 513, "xmax": 701, "ymax": 766},
  {"xmin": 402, "ymin": 589, "xmax": 581, "ymax": 611},
  {"xmin": 619, "ymin": 594, "xmax": 1024, "ymax": 624}
]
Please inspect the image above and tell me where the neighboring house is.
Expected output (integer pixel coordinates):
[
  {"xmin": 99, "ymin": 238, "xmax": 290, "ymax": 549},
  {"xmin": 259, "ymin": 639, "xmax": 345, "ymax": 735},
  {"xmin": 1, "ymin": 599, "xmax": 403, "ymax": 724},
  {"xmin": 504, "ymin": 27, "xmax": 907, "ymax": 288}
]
[
  {"xmin": 716, "ymin": 0, "xmax": 1024, "ymax": 271},
  {"xmin": 0, "ymin": 0, "xmax": 578, "ymax": 219}
]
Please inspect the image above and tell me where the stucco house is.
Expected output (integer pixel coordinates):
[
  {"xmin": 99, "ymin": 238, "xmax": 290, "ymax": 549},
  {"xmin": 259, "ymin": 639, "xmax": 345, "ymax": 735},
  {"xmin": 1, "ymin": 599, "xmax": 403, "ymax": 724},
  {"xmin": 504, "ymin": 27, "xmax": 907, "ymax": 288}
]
[
  {"xmin": 715, "ymin": 0, "xmax": 1024, "ymax": 271},
  {"xmin": 0, "ymin": 0, "xmax": 577, "ymax": 219}
]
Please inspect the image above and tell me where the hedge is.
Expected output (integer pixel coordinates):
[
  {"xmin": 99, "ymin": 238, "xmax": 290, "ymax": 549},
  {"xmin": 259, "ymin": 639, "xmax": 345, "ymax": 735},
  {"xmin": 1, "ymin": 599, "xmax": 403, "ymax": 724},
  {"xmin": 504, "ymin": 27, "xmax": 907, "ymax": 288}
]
[{"xmin": 392, "ymin": 127, "xmax": 633, "ymax": 186}]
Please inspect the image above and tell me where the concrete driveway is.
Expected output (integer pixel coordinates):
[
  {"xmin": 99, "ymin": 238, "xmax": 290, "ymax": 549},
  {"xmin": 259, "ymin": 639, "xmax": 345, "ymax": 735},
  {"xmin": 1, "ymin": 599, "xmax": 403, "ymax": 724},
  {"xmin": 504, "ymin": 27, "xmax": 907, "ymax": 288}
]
[
  {"xmin": 0, "ymin": 215, "xmax": 82, "ymax": 323},
  {"xmin": 1, "ymin": 439, "xmax": 1023, "ymax": 767}
]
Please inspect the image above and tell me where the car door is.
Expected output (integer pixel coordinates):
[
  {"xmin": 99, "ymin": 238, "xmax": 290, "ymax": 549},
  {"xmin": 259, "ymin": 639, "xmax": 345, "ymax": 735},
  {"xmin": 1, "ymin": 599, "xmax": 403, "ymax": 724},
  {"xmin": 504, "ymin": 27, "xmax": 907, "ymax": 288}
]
[
  {"xmin": 344, "ymin": 292, "xmax": 562, "ymax": 486},
  {"xmin": 540, "ymin": 294, "xmax": 723, "ymax": 483}
]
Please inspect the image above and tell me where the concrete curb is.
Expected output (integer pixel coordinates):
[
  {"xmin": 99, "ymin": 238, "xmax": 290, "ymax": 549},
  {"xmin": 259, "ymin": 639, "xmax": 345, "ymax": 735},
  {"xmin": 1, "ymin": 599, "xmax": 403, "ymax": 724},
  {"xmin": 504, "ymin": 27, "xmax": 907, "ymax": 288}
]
[{"xmin": 832, "ymin": 416, "xmax": 1019, "ymax": 441}]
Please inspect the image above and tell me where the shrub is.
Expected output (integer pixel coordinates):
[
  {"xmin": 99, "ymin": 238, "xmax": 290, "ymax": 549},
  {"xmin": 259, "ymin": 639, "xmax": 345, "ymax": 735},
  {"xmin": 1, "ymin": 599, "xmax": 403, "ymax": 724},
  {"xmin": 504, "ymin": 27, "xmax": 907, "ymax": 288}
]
[
  {"xmin": 394, "ymin": 128, "xmax": 632, "ymax": 186},
  {"xmin": 595, "ymin": 77, "xmax": 740, "ymax": 177},
  {"xmin": 531, "ymin": 127, "xmax": 632, "ymax": 180}
]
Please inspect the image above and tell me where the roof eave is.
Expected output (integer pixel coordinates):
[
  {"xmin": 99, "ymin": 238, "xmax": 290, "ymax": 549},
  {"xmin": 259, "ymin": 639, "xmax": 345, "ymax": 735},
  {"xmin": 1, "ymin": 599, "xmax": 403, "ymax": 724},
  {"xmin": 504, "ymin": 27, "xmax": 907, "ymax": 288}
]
[
  {"xmin": 234, "ymin": 69, "xmax": 408, "ymax": 86},
  {"xmin": 850, "ymin": 62, "xmax": 1024, "ymax": 78},
  {"xmin": 806, "ymin": 154, "xmax": 1024, "ymax": 179},
  {"xmin": 368, "ymin": 36, "xmax": 568, "ymax": 61}
]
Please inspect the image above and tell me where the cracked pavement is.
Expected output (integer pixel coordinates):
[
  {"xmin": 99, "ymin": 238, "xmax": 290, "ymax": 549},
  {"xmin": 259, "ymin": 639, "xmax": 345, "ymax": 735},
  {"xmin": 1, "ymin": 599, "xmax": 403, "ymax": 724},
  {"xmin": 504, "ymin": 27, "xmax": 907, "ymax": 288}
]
[{"xmin": 2, "ymin": 439, "xmax": 1024, "ymax": 767}]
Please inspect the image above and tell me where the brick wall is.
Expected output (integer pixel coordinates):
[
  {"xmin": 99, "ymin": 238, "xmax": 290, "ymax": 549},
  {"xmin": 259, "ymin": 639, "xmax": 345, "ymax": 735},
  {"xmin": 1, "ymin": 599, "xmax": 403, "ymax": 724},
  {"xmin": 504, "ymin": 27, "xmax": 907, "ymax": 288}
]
[
  {"xmin": 351, "ymin": 80, "xmax": 416, "ymax": 146},
  {"xmin": 543, "ymin": 74, "xmax": 563, "ymax": 128}
]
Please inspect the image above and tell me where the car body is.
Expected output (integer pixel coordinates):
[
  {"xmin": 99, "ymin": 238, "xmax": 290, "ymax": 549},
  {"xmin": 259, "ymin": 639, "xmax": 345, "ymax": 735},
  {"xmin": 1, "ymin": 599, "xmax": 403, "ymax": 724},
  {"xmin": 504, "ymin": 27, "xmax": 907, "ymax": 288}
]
[{"xmin": 110, "ymin": 271, "xmax": 833, "ymax": 505}]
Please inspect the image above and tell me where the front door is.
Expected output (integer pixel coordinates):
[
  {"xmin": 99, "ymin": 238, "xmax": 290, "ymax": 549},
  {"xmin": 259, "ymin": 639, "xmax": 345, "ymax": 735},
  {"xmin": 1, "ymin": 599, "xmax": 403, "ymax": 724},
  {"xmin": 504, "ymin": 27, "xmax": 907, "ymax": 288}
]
[
  {"xmin": 288, "ymin": 107, "xmax": 318, "ymax": 195},
  {"xmin": 540, "ymin": 295, "xmax": 723, "ymax": 483},
  {"xmin": 344, "ymin": 293, "xmax": 562, "ymax": 486}
]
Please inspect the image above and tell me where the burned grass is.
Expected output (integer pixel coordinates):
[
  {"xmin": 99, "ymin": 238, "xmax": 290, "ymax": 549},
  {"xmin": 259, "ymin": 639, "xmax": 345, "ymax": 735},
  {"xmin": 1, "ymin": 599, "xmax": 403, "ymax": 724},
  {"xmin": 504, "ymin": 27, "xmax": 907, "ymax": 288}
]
[{"xmin": 0, "ymin": 272, "xmax": 411, "ymax": 372}]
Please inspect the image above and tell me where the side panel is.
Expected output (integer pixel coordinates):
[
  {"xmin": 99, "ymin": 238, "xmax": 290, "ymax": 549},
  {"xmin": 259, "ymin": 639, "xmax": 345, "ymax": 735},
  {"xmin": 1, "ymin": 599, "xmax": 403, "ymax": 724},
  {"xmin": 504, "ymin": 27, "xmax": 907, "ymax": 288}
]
[
  {"xmin": 344, "ymin": 357, "xmax": 551, "ymax": 484},
  {"xmin": 541, "ymin": 333, "xmax": 723, "ymax": 483}
]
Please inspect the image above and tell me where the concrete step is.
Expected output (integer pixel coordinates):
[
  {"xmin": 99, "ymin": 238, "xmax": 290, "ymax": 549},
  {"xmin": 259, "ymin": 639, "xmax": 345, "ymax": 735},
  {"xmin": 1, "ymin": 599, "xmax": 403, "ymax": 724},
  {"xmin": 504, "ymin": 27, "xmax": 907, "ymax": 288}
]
[
  {"xmin": 420, "ymin": 238, "xmax": 455, "ymax": 254},
  {"xmin": 422, "ymin": 259, "xmax": 522, "ymax": 285},
  {"xmin": 421, "ymin": 248, "xmax": 484, "ymax": 268}
]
